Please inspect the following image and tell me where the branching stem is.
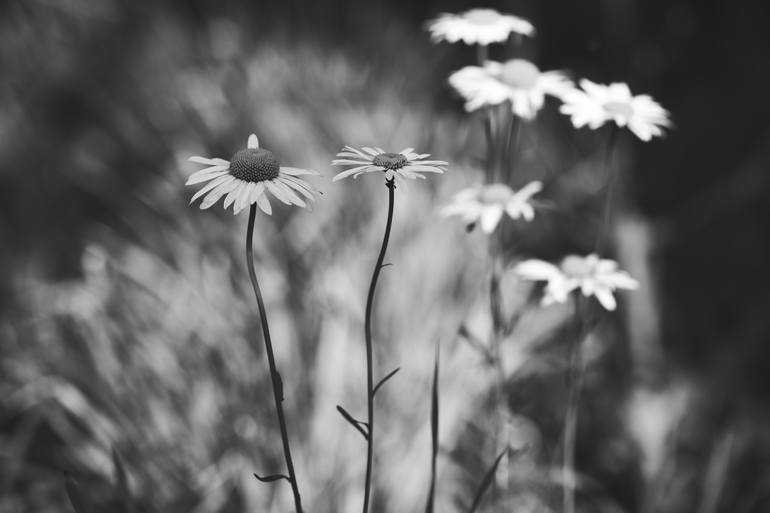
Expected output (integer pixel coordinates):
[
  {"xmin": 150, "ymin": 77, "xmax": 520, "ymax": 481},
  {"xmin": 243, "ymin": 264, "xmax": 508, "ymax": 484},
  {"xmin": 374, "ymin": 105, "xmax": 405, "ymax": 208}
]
[
  {"xmin": 246, "ymin": 205, "xmax": 303, "ymax": 513},
  {"xmin": 361, "ymin": 178, "xmax": 396, "ymax": 513}
]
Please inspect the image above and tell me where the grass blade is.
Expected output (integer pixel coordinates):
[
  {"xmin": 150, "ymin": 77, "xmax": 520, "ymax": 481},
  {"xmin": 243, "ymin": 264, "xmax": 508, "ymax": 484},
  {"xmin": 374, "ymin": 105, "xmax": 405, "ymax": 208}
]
[
  {"xmin": 467, "ymin": 448, "xmax": 508, "ymax": 513},
  {"xmin": 112, "ymin": 446, "xmax": 135, "ymax": 513},
  {"xmin": 64, "ymin": 475, "xmax": 90, "ymax": 513},
  {"xmin": 424, "ymin": 343, "xmax": 440, "ymax": 513}
]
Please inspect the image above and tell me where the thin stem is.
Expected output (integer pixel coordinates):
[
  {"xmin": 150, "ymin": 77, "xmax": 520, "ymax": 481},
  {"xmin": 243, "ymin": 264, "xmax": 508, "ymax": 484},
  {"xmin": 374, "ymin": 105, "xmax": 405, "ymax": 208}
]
[
  {"xmin": 246, "ymin": 205, "xmax": 303, "ymax": 513},
  {"xmin": 593, "ymin": 125, "xmax": 619, "ymax": 253},
  {"xmin": 562, "ymin": 295, "xmax": 585, "ymax": 513},
  {"xmin": 483, "ymin": 108, "xmax": 496, "ymax": 184},
  {"xmin": 476, "ymin": 44, "xmax": 488, "ymax": 65},
  {"xmin": 502, "ymin": 113, "xmax": 521, "ymax": 183},
  {"xmin": 362, "ymin": 178, "xmax": 396, "ymax": 513}
]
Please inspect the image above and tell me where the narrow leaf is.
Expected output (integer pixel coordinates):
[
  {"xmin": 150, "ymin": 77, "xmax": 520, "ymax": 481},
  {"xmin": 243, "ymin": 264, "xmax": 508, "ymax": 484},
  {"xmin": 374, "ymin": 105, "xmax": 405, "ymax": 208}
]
[
  {"xmin": 425, "ymin": 343, "xmax": 440, "ymax": 513},
  {"xmin": 336, "ymin": 405, "xmax": 369, "ymax": 440},
  {"xmin": 467, "ymin": 448, "xmax": 508, "ymax": 513},
  {"xmin": 65, "ymin": 475, "xmax": 90, "ymax": 513},
  {"xmin": 373, "ymin": 367, "xmax": 400, "ymax": 397},
  {"xmin": 112, "ymin": 446, "xmax": 135, "ymax": 513},
  {"xmin": 254, "ymin": 473, "xmax": 291, "ymax": 483}
]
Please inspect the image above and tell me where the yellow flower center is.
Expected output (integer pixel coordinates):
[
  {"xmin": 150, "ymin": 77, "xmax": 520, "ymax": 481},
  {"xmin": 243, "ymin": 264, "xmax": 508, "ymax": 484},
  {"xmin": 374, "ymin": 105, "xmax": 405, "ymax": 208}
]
[
  {"xmin": 603, "ymin": 101, "xmax": 634, "ymax": 119},
  {"xmin": 499, "ymin": 59, "xmax": 540, "ymax": 90},
  {"xmin": 373, "ymin": 152, "xmax": 408, "ymax": 170},
  {"xmin": 478, "ymin": 184, "xmax": 513, "ymax": 204},
  {"xmin": 229, "ymin": 148, "xmax": 280, "ymax": 183},
  {"xmin": 465, "ymin": 9, "xmax": 501, "ymax": 26}
]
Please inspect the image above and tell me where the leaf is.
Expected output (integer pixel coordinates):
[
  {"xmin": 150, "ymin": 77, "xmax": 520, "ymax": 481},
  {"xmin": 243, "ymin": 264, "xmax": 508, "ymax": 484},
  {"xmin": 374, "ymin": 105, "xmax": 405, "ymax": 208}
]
[
  {"xmin": 254, "ymin": 473, "xmax": 290, "ymax": 483},
  {"xmin": 112, "ymin": 446, "xmax": 135, "ymax": 513},
  {"xmin": 64, "ymin": 475, "xmax": 90, "ymax": 513},
  {"xmin": 466, "ymin": 448, "xmax": 508, "ymax": 513},
  {"xmin": 336, "ymin": 405, "xmax": 369, "ymax": 440},
  {"xmin": 425, "ymin": 343, "xmax": 440, "ymax": 513},
  {"xmin": 372, "ymin": 367, "xmax": 400, "ymax": 397}
]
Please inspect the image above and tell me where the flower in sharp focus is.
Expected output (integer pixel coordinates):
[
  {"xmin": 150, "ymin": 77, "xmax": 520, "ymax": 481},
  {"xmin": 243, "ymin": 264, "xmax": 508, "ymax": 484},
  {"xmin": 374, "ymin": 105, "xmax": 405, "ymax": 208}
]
[
  {"xmin": 331, "ymin": 146, "xmax": 447, "ymax": 185},
  {"xmin": 426, "ymin": 8, "xmax": 535, "ymax": 46},
  {"xmin": 559, "ymin": 79, "xmax": 672, "ymax": 141},
  {"xmin": 186, "ymin": 134, "xmax": 319, "ymax": 215},
  {"xmin": 515, "ymin": 254, "xmax": 639, "ymax": 311},
  {"xmin": 449, "ymin": 59, "xmax": 574, "ymax": 120},
  {"xmin": 441, "ymin": 181, "xmax": 542, "ymax": 233}
]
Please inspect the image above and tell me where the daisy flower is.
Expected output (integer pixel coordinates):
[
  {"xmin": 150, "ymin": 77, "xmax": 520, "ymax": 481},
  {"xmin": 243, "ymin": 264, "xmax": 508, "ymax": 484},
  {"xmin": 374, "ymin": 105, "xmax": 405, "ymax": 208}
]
[
  {"xmin": 427, "ymin": 8, "xmax": 535, "ymax": 46},
  {"xmin": 515, "ymin": 253, "xmax": 639, "ymax": 311},
  {"xmin": 559, "ymin": 79, "xmax": 672, "ymax": 141},
  {"xmin": 331, "ymin": 146, "xmax": 447, "ymax": 185},
  {"xmin": 186, "ymin": 134, "xmax": 319, "ymax": 215},
  {"xmin": 441, "ymin": 181, "xmax": 542, "ymax": 233},
  {"xmin": 449, "ymin": 59, "xmax": 574, "ymax": 120}
]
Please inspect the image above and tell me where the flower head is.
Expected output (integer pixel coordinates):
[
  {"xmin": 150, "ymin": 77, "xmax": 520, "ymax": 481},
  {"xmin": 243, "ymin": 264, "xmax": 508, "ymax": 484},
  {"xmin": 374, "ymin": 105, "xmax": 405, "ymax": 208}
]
[
  {"xmin": 449, "ymin": 59, "xmax": 574, "ymax": 120},
  {"xmin": 331, "ymin": 146, "xmax": 447, "ymax": 185},
  {"xmin": 186, "ymin": 134, "xmax": 319, "ymax": 215},
  {"xmin": 560, "ymin": 79, "xmax": 672, "ymax": 141},
  {"xmin": 442, "ymin": 181, "xmax": 542, "ymax": 233},
  {"xmin": 515, "ymin": 254, "xmax": 639, "ymax": 311},
  {"xmin": 427, "ymin": 8, "xmax": 535, "ymax": 46}
]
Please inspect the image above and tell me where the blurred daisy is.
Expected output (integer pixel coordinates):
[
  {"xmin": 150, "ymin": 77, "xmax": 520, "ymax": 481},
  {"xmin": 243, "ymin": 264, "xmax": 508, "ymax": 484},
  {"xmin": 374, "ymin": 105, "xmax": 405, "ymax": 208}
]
[
  {"xmin": 441, "ymin": 181, "xmax": 542, "ymax": 233},
  {"xmin": 186, "ymin": 134, "xmax": 319, "ymax": 215},
  {"xmin": 331, "ymin": 146, "xmax": 447, "ymax": 184},
  {"xmin": 427, "ymin": 8, "xmax": 535, "ymax": 46},
  {"xmin": 449, "ymin": 59, "xmax": 573, "ymax": 120},
  {"xmin": 560, "ymin": 79, "xmax": 672, "ymax": 141},
  {"xmin": 515, "ymin": 254, "xmax": 639, "ymax": 311}
]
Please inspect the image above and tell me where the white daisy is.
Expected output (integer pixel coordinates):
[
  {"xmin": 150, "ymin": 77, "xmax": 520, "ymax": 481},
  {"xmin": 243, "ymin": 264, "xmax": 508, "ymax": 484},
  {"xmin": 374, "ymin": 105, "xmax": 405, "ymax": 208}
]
[
  {"xmin": 559, "ymin": 79, "xmax": 672, "ymax": 141},
  {"xmin": 427, "ymin": 8, "xmax": 535, "ymax": 46},
  {"xmin": 515, "ymin": 254, "xmax": 639, "ymax": 311},
  {"xmin": 331, "ymin": 146, "xmax": 447, "ymax": 185},
  {"xmin": 186, "ymin": 134, "xmax": 319, "ymax": 215},
  {"xmin": 449, "ymin": 59, "xmax": 574, "ymax": 120},
  {"xmin": 441, "ymin": 181, "xmax": 542, "ymax": 233}
]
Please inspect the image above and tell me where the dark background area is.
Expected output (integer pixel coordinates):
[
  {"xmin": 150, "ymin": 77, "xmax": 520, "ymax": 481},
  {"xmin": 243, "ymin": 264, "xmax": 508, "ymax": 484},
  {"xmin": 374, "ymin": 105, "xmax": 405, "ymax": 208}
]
[{"xmin": 2, "ymin": 1, "xmax": 770, "ymax": 512}]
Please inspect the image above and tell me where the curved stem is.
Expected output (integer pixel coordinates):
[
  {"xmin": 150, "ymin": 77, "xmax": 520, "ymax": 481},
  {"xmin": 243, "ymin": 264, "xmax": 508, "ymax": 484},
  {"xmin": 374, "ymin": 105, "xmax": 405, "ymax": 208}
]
[
  {"xmin": 362, "ymin": 178, "xmax": 396, "ymax": 513},
  {"xmin": 563, "ymin": 295, "xmax": 585, "ymax": 513},
  {"xmin": 246, "ymin": 205, "xmax": 303, "ymax": 513}
]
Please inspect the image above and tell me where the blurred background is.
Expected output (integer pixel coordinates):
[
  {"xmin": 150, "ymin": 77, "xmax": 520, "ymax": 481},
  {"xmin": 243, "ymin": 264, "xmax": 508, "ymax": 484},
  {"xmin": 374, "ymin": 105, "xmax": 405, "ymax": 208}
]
[{"xmin": 2, "ymin": 0, "xmax": 770, "ymax": 512}]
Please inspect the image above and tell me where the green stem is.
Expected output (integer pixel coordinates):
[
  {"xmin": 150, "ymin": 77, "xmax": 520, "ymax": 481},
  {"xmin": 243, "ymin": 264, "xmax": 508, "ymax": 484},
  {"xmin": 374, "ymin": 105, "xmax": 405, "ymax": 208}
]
[
  {"xmin": 362, "ymin": 178, "xmax": 396, "ymax": 513},
  {"xmin": 246, "ymin": 205, "xmax": 303, "ymax": 513}
]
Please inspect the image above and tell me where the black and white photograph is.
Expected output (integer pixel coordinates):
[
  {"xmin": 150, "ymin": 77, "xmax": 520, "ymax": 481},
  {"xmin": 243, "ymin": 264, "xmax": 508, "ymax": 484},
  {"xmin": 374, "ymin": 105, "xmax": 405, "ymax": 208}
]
[{"xmin": 2, "ymin": 1, "xmax": 770, "ymax": 512}]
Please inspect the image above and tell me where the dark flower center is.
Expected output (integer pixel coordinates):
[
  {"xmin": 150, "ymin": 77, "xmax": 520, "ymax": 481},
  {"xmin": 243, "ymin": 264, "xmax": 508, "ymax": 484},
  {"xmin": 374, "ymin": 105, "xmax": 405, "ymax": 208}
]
[
  {"xmin": 229, "ymin": 148, "xmax": 280, "ymax": 182},
  {"xmin": 373, "ymin": 152, "xmax": 408, "ymax": 170}
]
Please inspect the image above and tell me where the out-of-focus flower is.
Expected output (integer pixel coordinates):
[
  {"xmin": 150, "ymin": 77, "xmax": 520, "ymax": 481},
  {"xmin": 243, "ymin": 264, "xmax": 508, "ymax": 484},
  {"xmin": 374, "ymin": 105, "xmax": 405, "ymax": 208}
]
[
  {"xmin": 449, "ymin": 59, "xmax": 573, "ymax": 120},
  {"xmin": 441, "ymin": 181, "xmax": 542, "ymax": 233},
  {"xmin": 427, "ymin": 8, "xmax": 535, "ymax": 46},
  {"xmin": 559, "ymin": 79, "xmax": 672, "ymax": 141},
  {"xmin": 515, "ymin": 254, "xmax": 639, "ymax": 311},
  {"xmin": 331, "ymin": 146, "xmax": 447, "ymax": 184},
  {"xmin": 186, "ymin": 134, "xmax": 319, "ymax": 215}
]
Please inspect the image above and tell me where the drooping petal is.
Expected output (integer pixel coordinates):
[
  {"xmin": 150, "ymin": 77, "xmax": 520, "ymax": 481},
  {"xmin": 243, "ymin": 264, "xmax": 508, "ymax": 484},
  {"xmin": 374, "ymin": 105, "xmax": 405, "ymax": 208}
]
[{"xmin": 479, "ymin": 205, "xmax": 504, "ymax": 233}]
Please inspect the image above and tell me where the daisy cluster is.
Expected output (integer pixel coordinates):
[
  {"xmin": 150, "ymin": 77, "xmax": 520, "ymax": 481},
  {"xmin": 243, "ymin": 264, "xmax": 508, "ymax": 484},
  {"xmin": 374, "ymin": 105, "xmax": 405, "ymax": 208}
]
[{"xmin": 426, "ymin": 7, "xmax": 664, "ymax": 310}]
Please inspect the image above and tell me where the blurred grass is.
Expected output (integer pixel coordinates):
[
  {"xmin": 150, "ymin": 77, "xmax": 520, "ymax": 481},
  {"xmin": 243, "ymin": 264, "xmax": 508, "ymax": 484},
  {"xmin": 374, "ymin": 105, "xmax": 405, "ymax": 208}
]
[{"xmin": 3, "ymin": 1, "xmax": 770, "ymax": 513}]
